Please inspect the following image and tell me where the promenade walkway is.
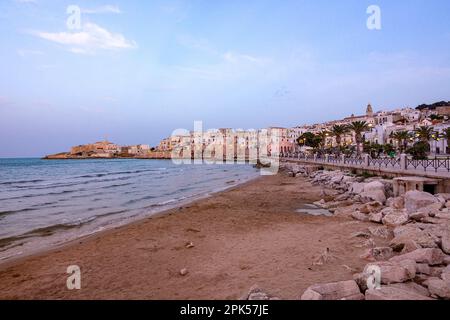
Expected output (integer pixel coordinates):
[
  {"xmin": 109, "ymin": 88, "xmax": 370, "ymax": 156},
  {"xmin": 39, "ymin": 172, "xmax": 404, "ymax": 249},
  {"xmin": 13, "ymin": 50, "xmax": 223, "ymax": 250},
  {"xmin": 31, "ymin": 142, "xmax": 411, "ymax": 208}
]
[{"xmin": 281, "ymin": 153, "xmax": 450, "ymax": 180}]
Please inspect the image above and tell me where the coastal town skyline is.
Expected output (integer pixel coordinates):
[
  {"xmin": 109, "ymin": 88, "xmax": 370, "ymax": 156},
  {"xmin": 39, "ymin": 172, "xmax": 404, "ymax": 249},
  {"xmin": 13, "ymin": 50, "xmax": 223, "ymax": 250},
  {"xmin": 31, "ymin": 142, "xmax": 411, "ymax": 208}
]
[{"xmin": 1, "ymin": 0, "xmax": 450, "ymax": 157}]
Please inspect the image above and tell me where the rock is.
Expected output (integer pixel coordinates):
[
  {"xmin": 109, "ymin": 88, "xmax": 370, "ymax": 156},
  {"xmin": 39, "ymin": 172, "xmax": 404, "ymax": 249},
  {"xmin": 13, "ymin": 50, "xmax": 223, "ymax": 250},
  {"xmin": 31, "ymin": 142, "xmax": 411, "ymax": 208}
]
[
  {"xmin": 369, "ymin": 212, "xmax": 383, "ymax": 224},
  {"xmin": 288, "ymin": 172, "xmax": 296, "ymax": 178},
  {"xmin": 386, "ymin": 197, "xmax": 405, "ymax": 210},
  {"xmin": 350, "ymin": 182, "xmax": 365, "ymax": 195},
  {"xmin": 358, "ymin": 181, "xmax": 388, "ymax": 202},
  {"xmin": 300, "ymin": 280, "xmax": 362, "ymax": 300},
  {"xmin": 368, "ymin": 226, "xmax": 393, "ymax": 239},
  {"xmin": 436, "ymin": 212, "xmax": 450, "ymax": 220},
  {"xmin": 390, "ymin": 248, "xmax": 446, "ymax": 266},
  {"xmin": 416, "ymin": 263, "xmax": 431, "ymax": 275},
  {"xmin": 429, "ymin": 267, "xmax": 445, "ymax": 278},
  {"xmin": 390, "ymin": 226, "xmax": 438, "ymax": 250},
  {"xmin": 445, "ymin": 255, "xmax": 450, "ymax": 265},
  {"xmin": 361, "ymin": 247, "xmax": 394, "ymax": 261},
  {"xmin": 364, "ymin": 260, "xmax": 416, "ymax": 285},
  {"xmin": 351, "ymin": 231, "xmax": 371, "ymax": 239},
  {"xmin": 180, "ymin": 268, "xmax": 189, "ymax": 276},
  {"xmin": 335, "ymin": 193, "xmax": 351, "ymax": 201},
  {"xmin": 442, "ymin": 266, "xmax": 450, "ymax": 282},
  {"xmin": 442, "ymin": 233, "xmax": 450, "ymax": 255},
  {"xmin": 390, "ymin": 282, "xmax": 431, "ymax": 297},
  {"xmin": 360, "ymin": 202, "xmax": 383, "ymax": 214},
  {"xmin": 241, "ymin": 285, "xmax": 278, "ymax": 300},
  {"xmin": 248, "ymin": 292, "xmax": 270, "ymax": 300},
  {"xmin": 360, "ymin": 190, "xmax": 386, "ymax": 205},
  {"xmin": 405, "ymin": 191, "xmax": 439, "ymax": 214},
  {"xmin": 351, "ymin": 211, "xmax": 370, "ymax": 222},
  {"xmin": 409, "ymin": 211, "xmax": 429, "ymax": 221},
  {"xmin": 365, "ymin": 286, "xmax": 432, "ymax": 300},
  {"xmin": 340, "ymin": 293, "xmax": 365, "ymax": 300},
  {"xmin": 382, "ymin": 210, "xmax": 409, "ymax": 227},
  {"xmin": 364, "ymin": 181, "xmax": 385, "ymax": 193},
  {"xmin": 353, "ymin": 273, "xmax": 370, "ymax": 292},
  {"xmin": 427, "ymin": 279, "xmax": 450, "ymax": 299}
]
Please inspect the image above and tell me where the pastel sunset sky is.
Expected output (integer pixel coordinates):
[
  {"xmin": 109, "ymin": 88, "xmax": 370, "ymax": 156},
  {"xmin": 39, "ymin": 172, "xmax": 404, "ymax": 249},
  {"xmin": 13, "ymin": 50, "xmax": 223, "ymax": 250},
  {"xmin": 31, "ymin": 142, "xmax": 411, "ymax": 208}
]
[{"xmin": 1, "ymin": 0, "xmax": 450, "ymax": 157}]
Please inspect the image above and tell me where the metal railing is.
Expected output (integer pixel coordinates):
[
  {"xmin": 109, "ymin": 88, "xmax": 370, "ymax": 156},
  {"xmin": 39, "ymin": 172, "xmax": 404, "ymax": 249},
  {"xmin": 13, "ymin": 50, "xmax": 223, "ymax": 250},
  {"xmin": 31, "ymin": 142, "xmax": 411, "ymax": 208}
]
[{"xmin": 280, "ymin": 152, "xmax": 450, "ymax": 173}]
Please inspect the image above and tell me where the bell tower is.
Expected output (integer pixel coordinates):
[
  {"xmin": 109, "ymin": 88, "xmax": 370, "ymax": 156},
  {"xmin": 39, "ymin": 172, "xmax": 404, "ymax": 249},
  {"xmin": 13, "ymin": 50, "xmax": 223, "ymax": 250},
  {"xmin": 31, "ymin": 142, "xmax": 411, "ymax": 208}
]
[{"xmin": 366, "ymin": 103, "xmax": 374, "ymax": 118}]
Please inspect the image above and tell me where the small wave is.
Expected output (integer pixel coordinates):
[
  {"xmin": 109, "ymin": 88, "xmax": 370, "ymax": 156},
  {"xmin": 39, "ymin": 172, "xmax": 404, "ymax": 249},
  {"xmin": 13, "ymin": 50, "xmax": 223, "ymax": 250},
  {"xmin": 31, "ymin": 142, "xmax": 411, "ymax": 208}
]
[{"xmin": 0, "ymin": 179, "xmax": 44, "ymax": 186}]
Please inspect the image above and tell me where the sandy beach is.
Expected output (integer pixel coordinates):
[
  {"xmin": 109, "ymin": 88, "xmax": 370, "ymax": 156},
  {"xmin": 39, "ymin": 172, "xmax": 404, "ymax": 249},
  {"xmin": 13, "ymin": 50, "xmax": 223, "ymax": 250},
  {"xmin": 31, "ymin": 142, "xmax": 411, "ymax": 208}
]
[{"xmin": 0, "ymin": 173, "xmax": 384, "ymax": 300}]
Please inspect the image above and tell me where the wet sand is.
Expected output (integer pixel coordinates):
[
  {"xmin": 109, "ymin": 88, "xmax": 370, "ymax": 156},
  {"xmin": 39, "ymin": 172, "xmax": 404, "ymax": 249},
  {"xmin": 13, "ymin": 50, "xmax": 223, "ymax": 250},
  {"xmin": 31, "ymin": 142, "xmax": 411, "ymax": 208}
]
[{"xmin": 0, "ymin": 173, "xmax": 379, "ymax": 300}]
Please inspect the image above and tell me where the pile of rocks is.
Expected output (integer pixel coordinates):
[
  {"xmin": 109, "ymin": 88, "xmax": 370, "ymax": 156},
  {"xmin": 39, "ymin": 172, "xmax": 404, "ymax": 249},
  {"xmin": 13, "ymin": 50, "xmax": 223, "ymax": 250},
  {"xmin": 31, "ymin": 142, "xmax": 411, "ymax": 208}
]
[
  {"xmin": 289, "ymin": 166, "xmax": 450, "ymax": 300},
  {"xmin": 301, "ymin": 248, "xmax": 450, "ymax": 300}
]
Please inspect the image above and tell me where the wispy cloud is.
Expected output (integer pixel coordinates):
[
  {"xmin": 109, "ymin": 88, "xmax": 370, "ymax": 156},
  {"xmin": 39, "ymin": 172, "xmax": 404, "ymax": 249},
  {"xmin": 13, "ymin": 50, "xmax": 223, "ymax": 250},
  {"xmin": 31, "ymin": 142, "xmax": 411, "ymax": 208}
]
[
  {"xmin": 14, "ymin": 0, "xmax": 37, "ymax": 4},
  {"xmin": 17, "ymin": 49, "xmax": 44, "ymax": 57},
  {"xmin": 28, "ymin": 23, "xmax": 137, "ymax": 54},
  {"xmin": 81, "ymin": 5, "xmax": 121, "ymax": 14},
  {"xmin": 222, "ymin": 51, "xmax": 268, "ymax": 65}
]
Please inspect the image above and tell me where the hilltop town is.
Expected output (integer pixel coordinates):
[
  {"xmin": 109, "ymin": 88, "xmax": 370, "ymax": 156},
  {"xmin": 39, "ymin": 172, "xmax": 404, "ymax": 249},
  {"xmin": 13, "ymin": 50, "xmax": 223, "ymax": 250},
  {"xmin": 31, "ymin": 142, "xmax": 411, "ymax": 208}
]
[{"xmin": 44, "ymin": 101, "xmax": 450, "ymax": 160}]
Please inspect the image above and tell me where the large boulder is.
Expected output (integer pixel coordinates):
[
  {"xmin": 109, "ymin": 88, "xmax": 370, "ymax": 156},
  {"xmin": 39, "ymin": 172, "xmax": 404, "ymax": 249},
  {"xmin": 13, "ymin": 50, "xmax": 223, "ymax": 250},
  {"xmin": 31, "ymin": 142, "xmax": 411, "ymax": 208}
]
[
  {"xmin": 369, "ymin": 226, "xmax": 394, "ymax": 239},
  {"xmin": 390, "ymin": 248, "xmax": 446, "ymax": 266},
  {"xmin": 386, "ymin": 197, "xmax": 405, "ymax": 210},
  {"xmin": 390, "ymin": 282, "xmax": 431, "ymax": 297},
  {"xmin": 405, "ymin": 191, "xmax": 439, "ymax": 214},
  {"xmin": 350, "ymin": 182, "xmax": 365, "ymax": 195},
  {"xmin": 300, "ymin": 280, "xmax": 363, "ymax": 300},
  {"xmin": 364, "ymin": 260, "xmax": 416, "ymax": 285},
  {"xmin": 365, "ymin": 286, "xmax": 432, "ymax": 300},
  {"xmin": 351, "ymin": 211, "xmax": 370, "ymax": 222},
  {"xmin": 359, "ymin": 202, "xmax": 383, "ymax": 214},
  {"xmin": 358, "ymin": 181, "xmax": 387, "ymax": 204},
  {"xmin": 427, "ymin": 279, "xmax": 450, "ymax": 299},
  {"xmin": 382, "ymin": 210, "xmax": 409, "ymax": 227},
  {"xmin": 364, "ymin": 181, "xmax": 385, "ymax": 193},
  {"xmin": 390, "ymin": 225, "xmax": 438, "ymax": 251},
  {"xmin": 442, "ymin": 232, "xmax": 450, "ymax": 255},
  {"xmin": 360, "ymin": 190, "xmax": 386, "ymax": 205}
]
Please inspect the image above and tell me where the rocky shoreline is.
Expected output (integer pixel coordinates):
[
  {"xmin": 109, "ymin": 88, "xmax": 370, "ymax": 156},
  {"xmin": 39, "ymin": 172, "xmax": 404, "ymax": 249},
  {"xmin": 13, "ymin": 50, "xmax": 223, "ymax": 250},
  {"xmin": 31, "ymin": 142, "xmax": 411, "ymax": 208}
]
[
  {"xmin": 241, "ymin": 164, "xmax": 450, "ymax": 301},
  {"xmin": 278, "ymin": 163, "xmax": 450, "ymax": 300}
]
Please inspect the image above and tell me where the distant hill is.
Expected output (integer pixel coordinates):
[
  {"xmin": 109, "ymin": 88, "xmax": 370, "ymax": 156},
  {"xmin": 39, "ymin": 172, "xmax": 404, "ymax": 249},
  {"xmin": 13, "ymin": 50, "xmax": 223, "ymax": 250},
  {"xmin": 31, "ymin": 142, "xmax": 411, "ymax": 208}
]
[{"xmin": 416, "ymin": 101, "xmax": 450, "ymax": 110}]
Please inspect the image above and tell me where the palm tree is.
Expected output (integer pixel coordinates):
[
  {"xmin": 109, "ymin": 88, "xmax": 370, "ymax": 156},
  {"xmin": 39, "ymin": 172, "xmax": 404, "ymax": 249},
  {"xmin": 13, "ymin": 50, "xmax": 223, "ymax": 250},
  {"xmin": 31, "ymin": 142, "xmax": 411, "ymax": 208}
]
[
  {"xmin": 316, "ymin": 130, "xmax": 331, "ymax": 153},
  {"xmin": 330, "ymin": 124, "xmax": 350, "ymax": 147},
  {"xmin": 390, "ymin": 131, "xmax": 410, "ymax": 153},
  {"xmin": 415, "ymin": 126, "xmax": 435, "ymax": 144},
  {"xmin": 348, "ymin": 121, "xmax": 370, "ymax": 155},
  {"xmin": 442, "ymin": 128, "xmax": 450, "ymax": 154}
]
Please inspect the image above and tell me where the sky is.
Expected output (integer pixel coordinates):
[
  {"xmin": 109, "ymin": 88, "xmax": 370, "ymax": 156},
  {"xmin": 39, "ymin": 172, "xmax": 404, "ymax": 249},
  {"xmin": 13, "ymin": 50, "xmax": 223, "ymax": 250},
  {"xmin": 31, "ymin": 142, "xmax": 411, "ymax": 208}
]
[{"xmin": 0, "ymin": 0, "xmax": 450, "ymax": 157}]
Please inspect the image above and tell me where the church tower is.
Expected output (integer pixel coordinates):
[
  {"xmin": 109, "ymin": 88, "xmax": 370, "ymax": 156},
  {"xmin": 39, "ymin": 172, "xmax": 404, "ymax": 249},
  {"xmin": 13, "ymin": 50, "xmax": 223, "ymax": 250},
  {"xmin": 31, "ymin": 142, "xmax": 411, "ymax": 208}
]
[{"xmin": 366, "ymin": 103, "xmax": 374, "ymax": 118}]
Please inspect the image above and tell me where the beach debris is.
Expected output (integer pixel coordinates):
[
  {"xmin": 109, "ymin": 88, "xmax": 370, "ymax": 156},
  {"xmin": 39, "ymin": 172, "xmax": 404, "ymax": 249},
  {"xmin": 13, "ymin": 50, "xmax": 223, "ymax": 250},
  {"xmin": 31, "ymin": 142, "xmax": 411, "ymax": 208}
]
[
  {"xmin": 185, "ymin": 242, "xmax": 195, "ymax": 249},
  {"xmin": 312, "ymin": 248, "xmax": 340, "ymax": 266},
  {"xmin": 342, "ymin": 265, "xmax": 358, "ymax": 273},
  {"xmin": 360, "ymin": 247, "xmax": 394, "ymax": 261},
  {"xmin": 186, "ymin": 228, "xmax": 201, "ymax": 233},
  {"xmin": 240, "ymin": 285, "xmax": 280, "ymax": 300},
  {"xmin": 350, "ymin": 231, "xmax": 371, "ymax": 239},
  {"xmin": 180, "ymin": 268, "xmax": 189, "ymax": 276}
]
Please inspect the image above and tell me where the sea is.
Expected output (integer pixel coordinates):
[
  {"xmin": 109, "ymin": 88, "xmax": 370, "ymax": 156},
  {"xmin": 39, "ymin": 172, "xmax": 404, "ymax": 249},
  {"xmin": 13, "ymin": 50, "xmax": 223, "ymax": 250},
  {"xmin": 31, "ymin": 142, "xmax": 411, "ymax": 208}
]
[{"xmin": 0, "ymin": 158, "xmax": 260, "ymax": 261}]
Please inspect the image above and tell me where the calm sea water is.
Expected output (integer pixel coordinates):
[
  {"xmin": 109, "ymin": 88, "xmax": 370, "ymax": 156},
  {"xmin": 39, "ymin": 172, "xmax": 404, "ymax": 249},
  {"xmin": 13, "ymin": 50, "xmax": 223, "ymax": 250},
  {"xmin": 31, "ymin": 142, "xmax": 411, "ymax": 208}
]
[{"xmin": 0, "ymin": 158, "xmax": 259, "ymax": 260}]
